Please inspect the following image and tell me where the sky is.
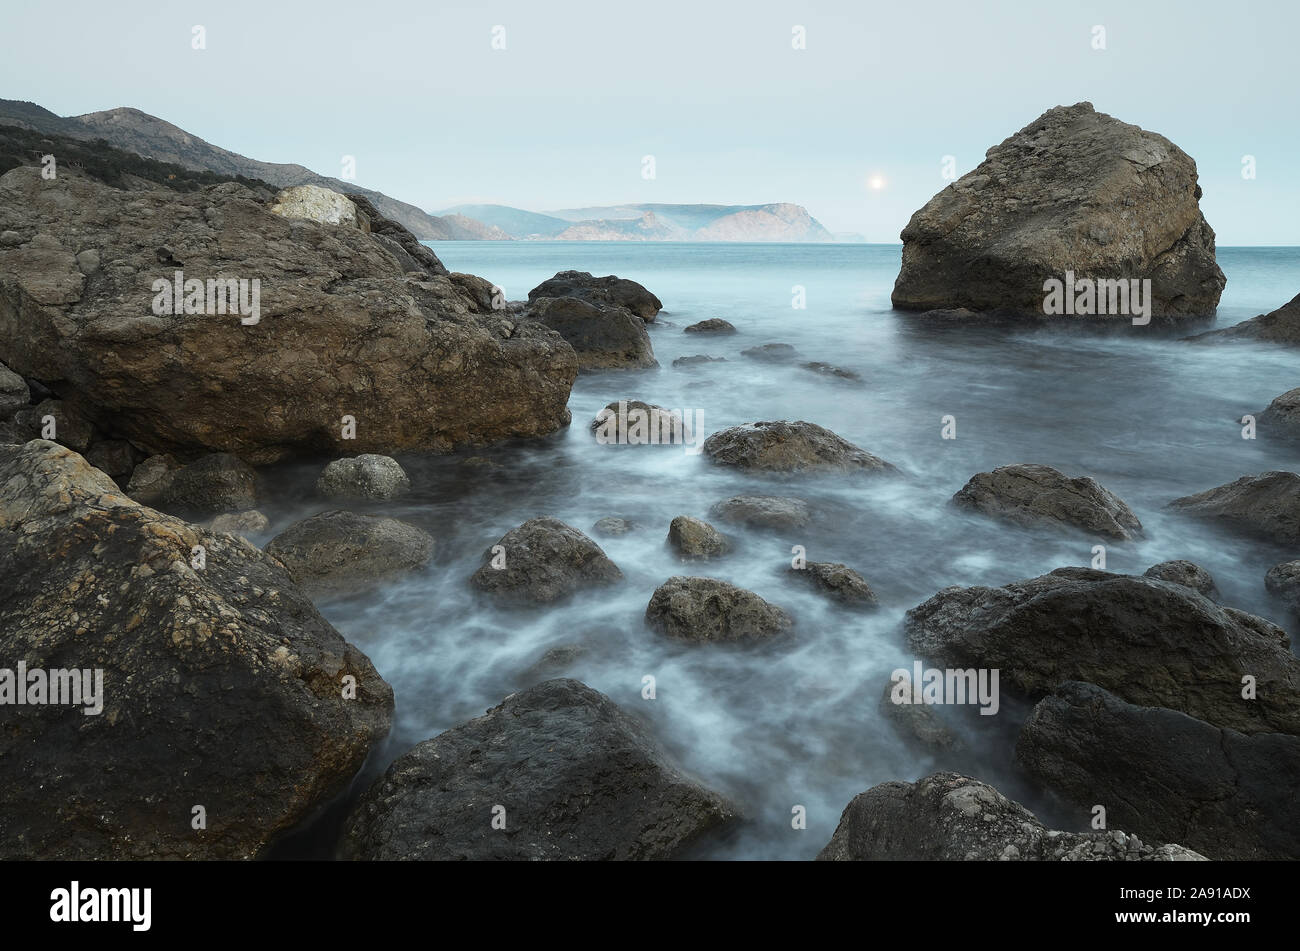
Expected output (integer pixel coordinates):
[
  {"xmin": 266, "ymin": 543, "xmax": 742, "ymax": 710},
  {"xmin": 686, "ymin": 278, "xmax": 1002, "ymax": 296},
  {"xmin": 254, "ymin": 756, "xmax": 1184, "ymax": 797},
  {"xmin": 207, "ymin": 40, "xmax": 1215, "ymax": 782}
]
[{"xmin": 1, "ymin": 0, "xmax": 1296, "ymax": 243}]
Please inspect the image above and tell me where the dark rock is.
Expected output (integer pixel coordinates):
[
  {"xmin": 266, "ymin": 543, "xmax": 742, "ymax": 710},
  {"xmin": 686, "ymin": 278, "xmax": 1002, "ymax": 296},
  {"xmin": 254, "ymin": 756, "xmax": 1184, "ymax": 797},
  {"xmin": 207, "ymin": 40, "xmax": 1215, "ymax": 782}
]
[
  {"xmin": 15, "ymin": 399, "xmax": 95, "ymax": 451},
  {"xmin": 1143, "ymin": 560, "xmax": 1219, "ymax": 599},
  {"xmin": 528, "ymin": 297, "xmax": 657, "ymax": 370},
  {"xmin": 208, "ymin": 509, "xmax": 270, "ymax": 539},
  {"xmin": 645, "ymin": 576, "xmax": 792, "ymax": 643},
  {"xmin": 316, "ymin": 454, "xmax": 410, "ymax": 501},
  {"xmin": 1257, "ymin": 388, "xmax": 1300, "ymax": 440},
  {"xmin": 590, "ymin": 400, "xmax": 690, "ymax": 445},
  {"xmin": 339, "ymin": 679, "xmax": 735, "ymax": 859},
  {"xmin": 709, "ymin": 495, "xmax": 811, "ymax": 530},
  {"xmin": 160, "ymin": 452, "xmax": 257, "ymax": 515},
  {"xmin": 683, "ymin": 318, "xmax": 736, "ymax": 334},
  {"xmin": 124, "ymin": 453, "xmax": 177, "ymax": 506},
  {"xmin": 790, "ymin": 561, "xmax": 878, "ymax": 607},
  {"xmin": 672, "ymin": 354, "xmax": 727, "ymax": 367},
  {"xmin": 526, "ymin": 270, "xmax": 663, "ymax": 322},
  {"xmin": 469, "ymin": 517, "xmax": 622, "ymax": 604},
  {"xmin": 266, "ymin": 510, "xmax": 434, "ymax": 597},
  {"xmin": 591, "ymin": 516, "xmax": 636, "ymax": 537},
  {"xmin": 953, "ymin": 463, "xmax": 1141, "ymax": 539},
  {"xmin": 740, "ymin": 343, "xmax": 798, "ymax": 363},
  {"xmin": 800, "ymin": 361, "xmax": 863, "ymax": 383},
  {"xmin": 1192, "ymin": 292, "xmax": 1300, "ymax": 345},
  {"xmin": 1265, "ymin": 561, "xmax": 1300, "ymax": 613},
  {"xmin": 0, "ymin": 360, "xmax": 28, "ymax": 414},
  {"xmin": 878, "ymin": 682, "xmax": 962, "ymax": 752},
  {"xmin": 667, "ymin": 515, "xmax": 729, "ymax": 560},
  {"xmin": 703, "ymin": 420, "xmax": 894, "ymax": 474},
  {"xmin": 1169, "ymin": 470, "xmax": 1300, "ymax": 544},
  {"xmin": 83, "ymin": 439, "xmax": 136, "ymax": 479}
]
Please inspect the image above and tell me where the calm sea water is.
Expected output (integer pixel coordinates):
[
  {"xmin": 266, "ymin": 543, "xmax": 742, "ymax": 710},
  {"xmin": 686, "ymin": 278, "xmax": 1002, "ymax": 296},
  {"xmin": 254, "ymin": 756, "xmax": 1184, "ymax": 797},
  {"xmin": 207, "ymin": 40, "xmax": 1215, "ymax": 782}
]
[{"xmin": 269, "ymin": 242, "xmax": 1300, "ymax": 859}]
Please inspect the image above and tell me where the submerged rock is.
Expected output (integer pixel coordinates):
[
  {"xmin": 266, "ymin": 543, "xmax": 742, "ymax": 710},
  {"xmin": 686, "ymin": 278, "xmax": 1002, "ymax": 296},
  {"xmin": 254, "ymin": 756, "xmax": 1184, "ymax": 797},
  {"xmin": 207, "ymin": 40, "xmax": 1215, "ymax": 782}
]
[
  {"xmin": 0, "ymin": 440, "xmax": 393, "ymax": 859},
  {"xmin": 740, "ymin": 343, "xmax": 798, "ymax": 363},
  {"xmin": 892, "ymin": 102, "xmax": 1224, "ymax": 323},
  {"xmin": 789, "ymin": 561, "xmax": 878, "ymax": 607},
  {"xmin": 1265, "ymin": 561, "xmax": 1300, "ymax": 613},
  {"xmin": 527, "ymin": 297, "xmax": 657, "ymax": 370},
  {"xmin": 1017, "ymin": 681, "xmax": 1300, "ymax": 860},
  {"xmin": 591, "ymin": 516, "xmax": 636, "ymax": 537},
  {"xmin": 1192, "ymin": 291, "xmax": 1300, "ymax": 345},
  {"xmin": 470, "ymin": 517, "xmax": 622, "ymax": 604},
  {"xmin": 590, "ymin": 400, "xmax": 691, "ymax": 445},
  {"xmin": 527, "ymin": 270, "xmax": 663, "ymax": 322},
  {"xmin": 817, "ymin": 772, "xmax": 1203, "ymax": 861},
  {"xmin": 1143, "ymin": 560, "xmax": 1219, "ymax": 599},
  {"xmin": 953, "ymin": 463, "xmax": 1142, "ymax": 539},
  {"xmin": 339, "ymin": 679, "xmax": 735, "ymax": 859},
  {"xmin": 667, "ymin": 515, "xmax": 730, "ymax": 560},
  {"xmin": 709, "ymin": 495, "xmax": 812, "ymax": 530},
  {"xmin": 905, "ymin": 566, "xmax": 1300, "ymax": 735},
  {"xmin": 672, "ymin": 354, "xmax": 727, "ymax": 368},
  {"xmin": 684, "ymin": 318, "xmax": 736, "ymax": 334},
  {"xmin": 316, "ymin": 454, "xmax": 410, "ymax": 501},
  {"xmin": 1169, "ymin": 470, "xmax": 1300, "ymax": 543},
  {"xmin": 878, "ymin": 682, "xmax": 963, "ymax": 752},
  {"xmin": 703, "ymin": 421, "xmax": 894, "ymax": 474},
  {"xmin": 266, "ymin": 510, "xmax": 434, "ymax": 597},
  {"xmin": 800, "ymin": 361, "xmax": 863, "ymax": 383},
  {"xmin": 1256, "ymin": 388, "xmax": 1300, "ymax": 440},
  {"xmin": 645, "ymin": 576, "xmax": 792, "ymax": 643}
]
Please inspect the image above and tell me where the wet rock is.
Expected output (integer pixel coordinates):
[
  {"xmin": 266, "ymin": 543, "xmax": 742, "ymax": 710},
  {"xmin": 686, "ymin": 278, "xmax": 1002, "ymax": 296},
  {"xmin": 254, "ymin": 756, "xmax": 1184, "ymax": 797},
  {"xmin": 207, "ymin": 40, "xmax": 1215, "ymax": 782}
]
[
  {"xmin": 741, "ymin": 343, "xmax": 798, "ymax": 363},
  {"xmin": 209, "ymin": 509, "xmax": 270, "ymax": 539},
  {"xmin": 709, "ymin": 495, "xmax": 811, "ymax": 530},
  {"xmin": 953, "ymin": 464, "xmax": 1142, "ymax": 539},
  {"xmin": 891, "ymin": 102, "xmax": 1224, "ymax": 323},
  {"xmin": 672, "ymin": 354, "xmax": 727, "ymax": 368},
  {"xmin": 266, "ymin": 510, "xmax": 434, "ymax": 597},
  {"xmin": 645, "ymin": 576, "xmax": 792, "ymax": 643},
  {"xmin": 790, "ymin": 561, "xmax": 878, "ymax": 607},
  {"xmin": 703, "ymin": 420, "xmax": 894, "ymax": 474},
  {"xmin": 1169, "ymin": 470, "xmax": 1300, "ymax": 543},
  {"xmin": 905, "ymin": 566, "xmax": 1300, "ymax": 735},
  {"xmin": 1193, "ymin": 291, "xmax": 1300, "ymax": 345},
  {"xmin": 528, "ymin": 297, "xmax": 657, "ymax": 370},
  {"xmin": 1016, "ymin": 681, "xmax": 1300, "ymax": 860},
  {"xmin": 878, "ymin": 682, "xmax": 963, "ymax": 752},
  {"xmin": 667, "ymin": 515, "xmax": 730, "ymax": 560},
  {"xmin": 316, "ymin": 454, "xmax": 410, "ymax": 501},
  {"xmin": 0, "ymin": 440, "xmax": 393, "ymax": 859},
  {"xmin": 83, "ymin": 439, "xmax": 136, "ymax": 479},
  {"xmin": 339, "ymin": 679, "xmax": 734, "ymax": 859},
  {"xmin": 520, "ymin": 644, "xmax": 588, "ymax": 681},
  {"xmin": 800, "ymin": 361, "xmax": 863, "ymax": 383},
  {"xmin": 590, "ymin": 400, "xmax": 690, "ymax": 445},
  {"xmin": 591, "ymin": 516, "xmax": 636, "ymax": 537},
  {"xmin": 684, "ymin": 318, "xmax": 736, "ymax": 334},
  {"xmin": 817, "ymin": 772, "xmax": 1203, "ymax": 861},
  {"xmin": 0, "ymin": 360, "xmax": 28, "ymax": 414},
  {"xmin": 1265, "ymin": 561, "xmax": 1300, "ymax": 613},
  {"xmin": 160, "ymin": 452, "xmax": 258, "ymax": 515},
  {"xmin": 124, "ymin": 453, "xmax": 178, "ymax": 506},
  {"xmin": 527, "ymin": 270, "xmax": 663, "ymax": 322},
  {"xmin": 15, "ymin": 399, "xmax": 95, "ymax": 451},
  {"xmin": 470, "ymin": 517, "xmax": 622, "ymax": 604},
  {"xmin": 1257, "ymin": 388, "xmax": 1300, "ymax": 440},
  {"xmin": 1143, "ymin": 560, "xmax": 1219, "ymax": 599}
]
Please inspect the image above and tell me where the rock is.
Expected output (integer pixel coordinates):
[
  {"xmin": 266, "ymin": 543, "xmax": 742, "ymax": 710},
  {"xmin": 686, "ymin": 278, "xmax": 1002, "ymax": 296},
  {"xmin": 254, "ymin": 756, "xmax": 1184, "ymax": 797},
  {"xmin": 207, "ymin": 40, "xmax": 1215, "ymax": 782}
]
[
  {"xmin": 878, "ymin": 682, "xmax": 963, "ymax": 751},
  {"xmin": 1265, "ymin": 561, "xmax": 1300, "ymax": 613},
  {"xmin": 266, "ymin": 510, "xmax": 435, "ymax": 597},
  {"xmin": 1169, "ymin": 471, "xmax": 1300, "ymax": 543},
  {"xmin": 590, "ymin": 400, "xmax": 690, "ymax": 445},
  {"xmin": 527, "ymin": 296, "xmax": 656, "ymax": 370},
  {"xmin": 0, "ymin": 230, "xmax": 21, "ymax": 247},
  {"xmin": 645, "ymin": 576, "xmax": 792, "ymax": 643},
  {"xmin": 83, "ymin": 439, "xmax": 136, "ymax": 479},
  {"xmin": 527, "ymin": 270, "xmax": 663, "ymax": 322},
  {"xmin": 0, "ymin": 360, "xmax": 28, "ymax": 414},
  {"xmin": 891, "ymin": 102, "xmax": 1225, "ymax": 323},
  {"xmin": 16, "ymin": 399, "xmax": 95, "ymax": 451},
  {"xmin": 267, "ymin": 184, "xmax": 361, "ymax": 228},
  {"xmin": 703, "ymin": 420, "xmax": 894, "ymax": 474},
  {"xmin": 684, "ymin": 318, "xmax": 736, "ymax": 334},
  {"xmin": 209, "ymin": 509, "xmax": 270, "ymax": 539},
  {"xmin": 709, "ymin": 495, "xmax": 812, "ymax": 530},
  {"xmin": 125, "ymin": 453, "xmax": 178, "ymax": 506},
  {"xmin": 316, "ymin": 454, "xmax": 410, "ymax": 501},
  {"xmin": 952, "ymin": 464, "xmax": 1142, "ymax": 539},
  {"xmin": 591, "ymin": 516, "xmax": 636, "ymax": 537},
  {"xmin": 1193, "ymin": 292, "xmax": 1300, "ymax": 345},
  {"xmin": 469, "ymin": 517, "xmax": 622, "ymax": 604},
  {"xmin": 0, "ymin": 440, "xmax": 393, "ymax": 858},
  {"xmin": 458, "ymin": 455, "xmax": 501, "ymax": 471},
  {"xmin": 1016, "ymin": 681, "xmax": 1300, "ymax": 860},
  {"xmin": 667, "ymin": 515, "xmax": 729, "ymax": 560},
  {"xmin": 340, "ymin": 679, "xmax": 734, "ymax": 859},
  {"xmin": 817, "ymin": 772, "xmax": 1204, "ymax": 861},
  {"xmin": 789, "ymin": 561, "xmax": 878, "ymax": 607},
  {"xmin": 0, "ymin": 166, "xmax": 576, "ymax": 463},
  {"xmin": 905, "ymin": 566, "xmax": 1300, "ymax": 735},
  {"xmin": 160, "ymin": 453, "xmax": 257, "ymax": 515},
  {"xmin": 1257, "ymin": 388, "xmax": 1300, "ymax": 440},
  {"xmin": 672, "ymin": 354, "xmax": 727, "ymax": 367},
  {"xmin": 800, "ymin": 361, "xmax": 863, "ymax": 383},
  {"xmin": 1143, "ymin": 560, "xmax": 1219, "ymax": 599},
  {"xmin": 741, "ymin": 343, "xmax": 798, "ymax": 363}
]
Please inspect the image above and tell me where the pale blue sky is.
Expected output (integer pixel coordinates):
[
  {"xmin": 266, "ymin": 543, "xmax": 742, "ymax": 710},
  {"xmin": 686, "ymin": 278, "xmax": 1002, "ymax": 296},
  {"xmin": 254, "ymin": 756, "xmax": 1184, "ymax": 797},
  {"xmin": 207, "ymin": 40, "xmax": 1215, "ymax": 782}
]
[{"xmin": 2, "ymin": 0, "xmax": 1295, "ymax": 242}]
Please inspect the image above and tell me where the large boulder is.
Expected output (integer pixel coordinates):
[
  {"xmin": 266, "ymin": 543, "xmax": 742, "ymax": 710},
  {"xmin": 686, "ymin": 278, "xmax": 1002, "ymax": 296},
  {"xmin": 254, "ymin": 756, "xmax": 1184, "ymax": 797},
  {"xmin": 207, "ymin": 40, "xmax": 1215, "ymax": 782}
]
[
  {"xmin": 265, "ymin": 510, "xmax": 435, "ymax": 597},
  {"xmin": 667, "ymin": 515, "xmax": 730, "ymax": 560},
  {"xmin": 817, "ymin": 772, "xmax": 1203, "ymax": 861},
  {"xmin": 527, "ymin": 297, "xmax": 657, "ymax": 370},
  {"xmin": 339, "ymin": 679, "xmax": 735, "ymax": 859},
  {"xmin": 0, "ymin": 440, "xmax": 393, "ymax": 858},
  {"xmin": 904, "ymin": 566, "xmax": 1300, "ymax": 735},
  {"xmin": 268, "ymin": 185, "xmax": 362, "ymax": 228},
  {"xmin": 469, "ymin": 517, "xmax": 622, "ymax": 604},
  {"xmin": 316, "ymin": 454, "xmax": 410, "ymax": 501},
  {"xmin": 891, "ymin": 102, "xmax": 1224, "ymax": 323},
  {"xmin": 1169, "ymin": 471, "xmax": 1300, "ymax": 544},
  {"xmin": 644, "ymin": 576, "xmax": 793, "ymax": 643},
  {"xmin": 1143, "ymin": 559, "xmax": 1219, "ymax": 599},
  {"xmin": 0, "ymin": 167, "xmax": 576, "ymax": 464},
  {"xmin": 527, "ymin": 270, "xmax": 662, "ymax": 322},
  {"xmin": 1257, "ymin": 388, "xmax": 1300, "ymax": 440},
  {"xmin": 684, "ymin": 318, "xmax": 736, "ymax": 334},
  {"xmin": 702, "ymin": 421, "xmax": 894, "ymax": 474},
  {"xmin": 1016, "ymin": 681, "xmax": 1300, "ymax": 860},
  {"xmin": 590, "ymin": 400, "xmax": 691, "ymax": 445},
  {"xmin": 157, "ymin": 452, "xmax": 257, "ymax": 515},
  {"xmin": 1193, "ymin": 291, "xmax": 1300, "ymax": 345},
  {"xmin": 953, "ymin": 463, "xmax": 1142, "ymax": 539}
]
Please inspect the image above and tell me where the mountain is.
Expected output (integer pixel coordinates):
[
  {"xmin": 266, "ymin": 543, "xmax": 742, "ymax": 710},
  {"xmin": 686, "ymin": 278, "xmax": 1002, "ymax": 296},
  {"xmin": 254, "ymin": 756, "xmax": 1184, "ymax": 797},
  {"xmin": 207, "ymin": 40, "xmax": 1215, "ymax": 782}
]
[
  {"xmin": 437, "ymin": 204, "xmax": 572, "ymax": 238},
  {"xmin": 0, "ymin": 99, "xmax": 505, "ymax": 241}
]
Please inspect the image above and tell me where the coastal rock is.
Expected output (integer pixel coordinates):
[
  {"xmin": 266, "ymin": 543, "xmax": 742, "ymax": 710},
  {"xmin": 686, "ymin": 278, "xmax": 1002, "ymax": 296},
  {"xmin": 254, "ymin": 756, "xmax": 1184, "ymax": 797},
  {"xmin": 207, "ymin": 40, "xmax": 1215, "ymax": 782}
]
[
  {"xmin": 801, "ymin": 361, "xmax": 863, "ymax": 383},
  {"xmin": 528, "ymin": 297, "xmax": 657, "ymax": 370},
  {"xmin": 125, "ymin": 453, "xmax": 177, "ymax": 505},
  {"xmin": 645, "ymin": 576, "xmax": 792, "ymax": 643},
  {"xmin": 709, "ymin": 495, "xmax": 812, "ymax": 530},
  {"xmin": 790, "ymin": 561, "xmax": 878, "ymax": 607},
  {"xmin": 1257, "ymin": 388, "xmax": 1300, "ymax": 440},
  {"xmin": 1016, "ymin": 681, "xmax": 1300, "ymax": 860},
  {"xmin": 905, "ymin": 566, "xmax": 1300, "ymax": 735},
  {"xmin": 527, "ymin": 270, "xmax": 662, "ymax": 322},
  {"xmin": 209, "ymin": 509, "xmax": 270, "ymax": 539},
  {"xmin": 703, "ymin": 420, "xmax": 894, "ymax": 474},
  {"xmin": 878, "ymin": 683, "xmax": 962, "ymax": 751},
  {"xmin": 591, "ymin": 516, "xmax": 636, "ymax": 537},
  {"xmin": 0, "ymin": 166, "xmax": 576, "ymax": 463},
  {"xmin": 15, "ymin": 399, "xmax": 95, "ymax": 451},
  {"xmin": 266, "ymin": 510, "xmax": 434, "ymax": 597},
  {"xmin": 590, "ymin": 400, "xmax": 690, "ymax": 445},
  {"xmin": 817, "ymin": 772, "xmax": 1203, "ymax": 861},
  {"xmin": 158, "ymin": 452, "xmax": 258, "ymax": 515},
  {"xmin": 469, "ymin": 517, "xmax": 622, "ymax": 604},
  {"xmin": 339, "ymin": 679, "xmax": 735, "ymax": 860},
  {"xmin": 953, "ymin": 463, "xmax": 1142, "ymax": 539},
  {"xmin": 83, "ymin": 439, "xmax": 136, "ymax": 479},
  {"xmin": 1143, "ymin": 560, "xmax": 1219, "ymax": 599},
  {"xmin": 1265, "ymin": 561, "xmax": 1300, "ymax": 613},
  {"xmin": 1193, "ymin": 292, "xmax": 1300, "ymax": 345},
  {"xmin": 1169, "ymin": 471, "xmax": 1300, "ymax": 543},
  {"xmin": 672, "ymin": 354, "xmax": 726, "ymax": 368},
  {"xmin": 267, "ymin": 184, "xmax": 361, "ymax": 228},
  {"xmin": 891, "ymin": 102, "xmax": 1225, "ymax": 322},
  {"xmin": 0, "ymin": 360, "xmax": 28, "ymax": 414},
  {"xmin": 667, "ymin": 515, "xmax": 729, "ymax": 560},
  {"xmin": 0, "ymin": 440, "xmax": 393, "ymax": 859},
  {"xmin": 316, "ymin": 454, "xmax": 410, "ymax": 501},
  {"xmin": 684, "ymin": 318, "xmax": 736, "ymax": 334},
  {"xmin": 740, "ymin": 343, "xmax": 798, "ymax": 363}
]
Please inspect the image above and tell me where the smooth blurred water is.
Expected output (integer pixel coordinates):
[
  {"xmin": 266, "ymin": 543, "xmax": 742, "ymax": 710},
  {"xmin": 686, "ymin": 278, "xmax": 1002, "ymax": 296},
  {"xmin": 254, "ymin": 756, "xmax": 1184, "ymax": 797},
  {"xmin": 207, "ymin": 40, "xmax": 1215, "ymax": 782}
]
[{"xmin": 266, "ymin": 242, "xmax": 1300, "ymax": 859}]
